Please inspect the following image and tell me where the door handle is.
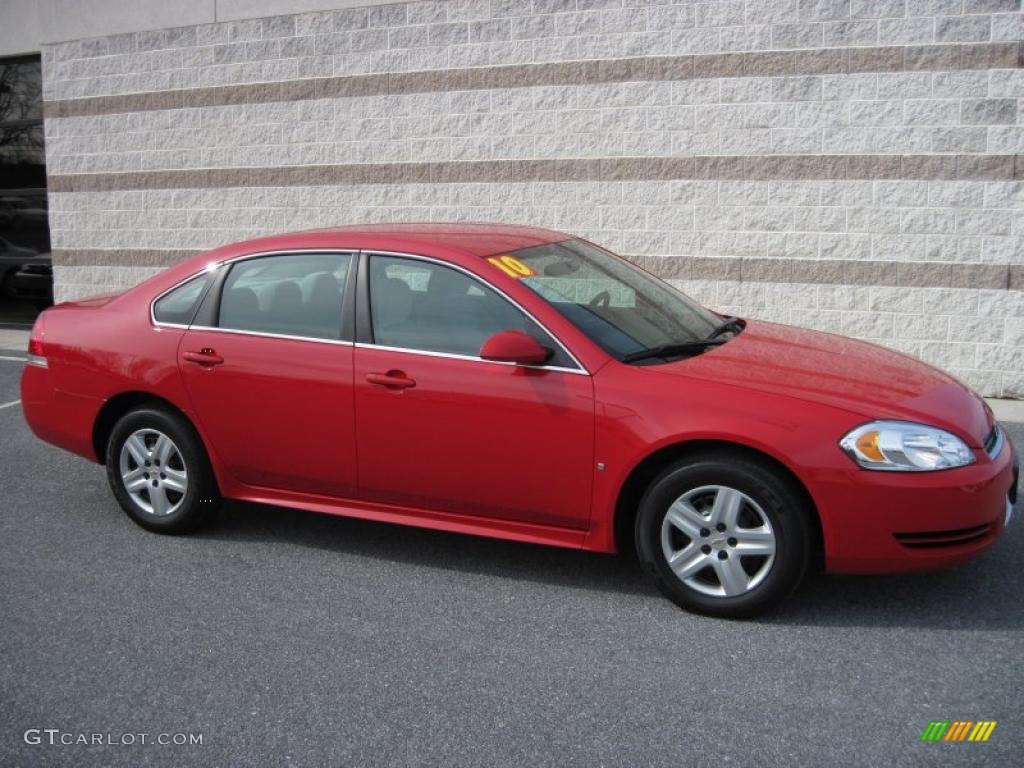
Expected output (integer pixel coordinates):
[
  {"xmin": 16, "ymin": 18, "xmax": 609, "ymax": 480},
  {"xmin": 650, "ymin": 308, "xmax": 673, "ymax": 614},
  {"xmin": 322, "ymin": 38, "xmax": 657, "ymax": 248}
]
[
  {"xmin": 183, "ymin": 349, "xmax": 225, "ymax": 366},
  {"xmin": 366, "ymin": 370, "xmax": 416, "ymax": 390}
]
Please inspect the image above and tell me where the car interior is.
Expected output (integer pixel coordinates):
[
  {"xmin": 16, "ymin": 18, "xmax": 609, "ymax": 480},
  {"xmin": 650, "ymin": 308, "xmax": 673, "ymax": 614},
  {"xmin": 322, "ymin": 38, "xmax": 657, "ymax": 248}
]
[
  {"xmin": 220, "ymin": 270, "xmax": 345, "ymax": 341},
  {"xmin": 369, "ymin": 261, "xmax": 542, "ymax": 357},
  {"xmin": 203, "ymin": 253, "xmax": 577, "ymax": 367}
]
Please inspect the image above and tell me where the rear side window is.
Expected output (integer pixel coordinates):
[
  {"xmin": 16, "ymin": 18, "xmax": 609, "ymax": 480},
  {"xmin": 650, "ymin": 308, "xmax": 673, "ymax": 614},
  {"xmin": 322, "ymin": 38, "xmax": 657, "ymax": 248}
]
[
  {"xmin": 219, "ymin": 253, "xmax": 351, "ymax": 340},
  {"xmin": 153, "ymin": 274, "xmax": 212, "ymax": 326}
]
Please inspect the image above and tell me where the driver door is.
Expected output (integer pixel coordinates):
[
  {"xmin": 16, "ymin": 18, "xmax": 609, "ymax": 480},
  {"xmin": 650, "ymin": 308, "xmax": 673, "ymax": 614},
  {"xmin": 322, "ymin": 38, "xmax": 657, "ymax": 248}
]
[{"xmin": 352, "ymin": 253, "xmax": 596, "ymax": 531}]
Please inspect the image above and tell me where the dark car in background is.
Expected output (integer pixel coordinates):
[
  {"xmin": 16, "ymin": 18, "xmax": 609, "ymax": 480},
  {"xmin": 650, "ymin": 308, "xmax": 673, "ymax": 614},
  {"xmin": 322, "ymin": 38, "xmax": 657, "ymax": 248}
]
[
  {"xmin": 1, "ymin": 52, "xmax": 52, "ymax": 322},
  {"xmin": 0, "ymin": 236, "xmax": 51, "ymax": 310}
]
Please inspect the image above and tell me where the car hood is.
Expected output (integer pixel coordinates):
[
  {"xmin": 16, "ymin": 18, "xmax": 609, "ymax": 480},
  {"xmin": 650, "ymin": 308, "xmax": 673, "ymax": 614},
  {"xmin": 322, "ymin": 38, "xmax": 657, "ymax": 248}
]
[{"xmin": 652, "ymin": 320, "xmax": 993, "ymax": 447}]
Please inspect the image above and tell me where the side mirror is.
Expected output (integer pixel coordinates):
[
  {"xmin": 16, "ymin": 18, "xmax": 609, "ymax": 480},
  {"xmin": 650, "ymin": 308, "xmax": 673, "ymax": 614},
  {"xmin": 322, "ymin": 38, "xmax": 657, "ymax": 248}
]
[{"xmin": 479, "ymin": 330, "xmax": 551, "ymax": 366}]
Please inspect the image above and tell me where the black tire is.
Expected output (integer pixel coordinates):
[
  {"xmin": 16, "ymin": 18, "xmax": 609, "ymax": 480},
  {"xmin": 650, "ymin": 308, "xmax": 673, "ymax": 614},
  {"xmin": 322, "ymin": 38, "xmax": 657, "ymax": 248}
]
[
  {"xmin": 635, "ymin": 452, "xmax": 811, "ymax": 618},
  {"xmin": 105, "ymin": 407, "xmax": 220, "ymax": 534}
]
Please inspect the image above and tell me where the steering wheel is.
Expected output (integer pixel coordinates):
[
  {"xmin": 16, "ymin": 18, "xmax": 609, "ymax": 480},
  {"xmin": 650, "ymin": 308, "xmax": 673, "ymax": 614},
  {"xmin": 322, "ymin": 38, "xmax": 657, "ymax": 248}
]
[{"xmin": 589, "ymin": 290, "xmax": 611, "ymax": 308}]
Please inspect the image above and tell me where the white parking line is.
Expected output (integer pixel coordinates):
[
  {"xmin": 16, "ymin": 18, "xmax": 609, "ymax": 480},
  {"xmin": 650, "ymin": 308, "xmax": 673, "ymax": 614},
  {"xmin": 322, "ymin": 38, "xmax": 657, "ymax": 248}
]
[
  {"xmin": 0, "ymin": 355, "xmax": 27, "ymax": 362},
  {"xmin": 0, "ymin": 399, "xmax": 21, "ymax": 410}
]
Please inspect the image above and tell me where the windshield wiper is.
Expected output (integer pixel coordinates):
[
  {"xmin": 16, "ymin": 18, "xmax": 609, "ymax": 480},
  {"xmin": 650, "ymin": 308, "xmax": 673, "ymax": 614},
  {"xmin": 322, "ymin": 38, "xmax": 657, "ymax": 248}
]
[
  {"xmin": 621, "ymin": 339, "xmax": 728, "ymax": 364},
  {"xmin": 705, "ymin": 315, "xmax": 745, "ymax": 341}
]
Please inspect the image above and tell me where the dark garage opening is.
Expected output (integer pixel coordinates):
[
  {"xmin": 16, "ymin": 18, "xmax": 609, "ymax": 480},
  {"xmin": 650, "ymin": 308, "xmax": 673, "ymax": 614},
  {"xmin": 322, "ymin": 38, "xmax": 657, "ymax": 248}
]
[{"xmin": 0, "ymin": 53, "xmax": 51, "ymax": 328}]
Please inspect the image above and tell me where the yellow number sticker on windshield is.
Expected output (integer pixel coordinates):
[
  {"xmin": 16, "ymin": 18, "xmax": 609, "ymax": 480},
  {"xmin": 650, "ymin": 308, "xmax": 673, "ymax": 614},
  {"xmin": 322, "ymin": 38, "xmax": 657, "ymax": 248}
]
[{"xmin": 487, "ymin": 255, "xmax": 537, "ymax": 278}]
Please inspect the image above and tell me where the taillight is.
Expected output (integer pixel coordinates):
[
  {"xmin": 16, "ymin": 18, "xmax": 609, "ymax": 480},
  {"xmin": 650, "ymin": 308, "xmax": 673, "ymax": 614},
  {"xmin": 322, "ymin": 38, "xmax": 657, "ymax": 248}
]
[{"xmin": 26, "ymin": 313, "xmax": 47, "ymax": 368}]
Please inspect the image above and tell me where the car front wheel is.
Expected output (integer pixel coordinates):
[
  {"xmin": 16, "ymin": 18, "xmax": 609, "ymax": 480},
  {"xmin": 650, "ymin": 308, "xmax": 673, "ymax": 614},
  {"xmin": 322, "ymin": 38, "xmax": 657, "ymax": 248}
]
[
  {"xmin": 105, "ymin": 407, "xmax": 220, "ymax": 533},
  {"xmin": 635, "ymin": 453, "xmax": 812, "ymax": 618}
]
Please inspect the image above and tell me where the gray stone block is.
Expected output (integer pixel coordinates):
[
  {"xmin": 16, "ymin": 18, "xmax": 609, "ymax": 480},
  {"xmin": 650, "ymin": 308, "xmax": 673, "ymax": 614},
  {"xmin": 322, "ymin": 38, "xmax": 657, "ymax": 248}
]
[
  {"xmin": 936, "ymin": 14, "xmax": 993, "ymax": 42},
  {"xmin": 965, "ymin": 1, "xmax": 1022, "ymax": 16},
  {"xmin": 991, "ymin": 11, "xmax": 1024, "ymax": 40},
  {"xmin": 851, "ymin": 0, "xmax": 908, "ymax": 18},
  {"xmin": 823, "ymin": 20, "xmax": 880, "ymax": 45},
  {"xmin": 368, "ymin": 4, "xmax": 409, "ymax": 28},
  {"xmin": 746, "ymin": 0, "xmax": 801, "ymax": 24},
  {"xmin": 698, "ymin": 1, "xmax": 746, "ymax": 27},
  {"xmin": 908, "ymin": 1, "xmax": 972, "ymax": 16},
  {"xmin": 262, "ymin": 15, "xmax": 297, "ymax": 39},
  {"xmin": 930, "ymin": 127, "xmax": 987, "ymax": 152},
  {"xmin": 195, "ymin": 20, "xmax": 261, "ymax": 46},
  {"xmin": 877, "ymin": 72, "xmax": 932, "ymax": 99},
  {"xmin": 771, "ymin": 76, "xmax": 824, "ymax": 101},
  {"xmin": 512, "ymin": 15, "xmax": 558, "ymax": 40},
  {"xmin": 960, "ymin": 98, "xmax": 1018, "ymax": 125},
  {"xmin": 878, "ymin": 17, "xmax": 935, "ymax": 44},
  {"xmin": 771, "ymin": 22, "xmax": 826, "ymax": 48},
  {"xmin": 799, "ymin": 1, "xmax": 854, "ymax": 21}
]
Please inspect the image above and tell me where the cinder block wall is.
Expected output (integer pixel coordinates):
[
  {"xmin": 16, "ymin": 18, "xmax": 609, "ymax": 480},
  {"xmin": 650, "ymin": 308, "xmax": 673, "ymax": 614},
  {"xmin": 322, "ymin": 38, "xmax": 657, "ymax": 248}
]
[{"xmin": 41, "ymin": 0, "xmax": 1024, "ymax": 396}]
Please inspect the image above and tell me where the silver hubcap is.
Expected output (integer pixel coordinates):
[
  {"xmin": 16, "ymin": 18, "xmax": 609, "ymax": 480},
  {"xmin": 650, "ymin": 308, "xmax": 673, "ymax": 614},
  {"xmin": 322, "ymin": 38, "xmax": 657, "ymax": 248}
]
[
  {"xmin": 660, "ymin": 485, "xmax": 776, "ymax": 598},
  {"xmin": 118, "ymin": 429, "xmax": 188, "ymax": 517}
]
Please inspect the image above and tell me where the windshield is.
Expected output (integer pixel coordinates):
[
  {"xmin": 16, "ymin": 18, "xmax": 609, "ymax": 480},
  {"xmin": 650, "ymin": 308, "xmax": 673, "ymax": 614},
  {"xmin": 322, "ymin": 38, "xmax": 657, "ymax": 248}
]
[{"xmin": 497, "ymin": 239, "xmax": 724, "ymax": 360}]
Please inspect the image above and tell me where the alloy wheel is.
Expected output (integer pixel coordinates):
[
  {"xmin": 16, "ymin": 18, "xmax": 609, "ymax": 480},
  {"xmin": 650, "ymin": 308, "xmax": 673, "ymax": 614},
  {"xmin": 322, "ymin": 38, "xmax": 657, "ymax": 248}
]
[
  {"xmin": 660, "ymin": 484, "xmax": 777, "ymax": 597},
  {"xmin": 118, "ymin": 428, "xmax": 188, "ymax": 517}
]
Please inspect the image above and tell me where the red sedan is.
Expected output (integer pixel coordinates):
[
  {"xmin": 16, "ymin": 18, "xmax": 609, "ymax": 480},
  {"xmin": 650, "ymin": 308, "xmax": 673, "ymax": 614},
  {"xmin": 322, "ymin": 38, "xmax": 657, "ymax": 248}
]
[{"xmin": 21, "ymin": 224, "xmax": 1019, "ymax": 616}]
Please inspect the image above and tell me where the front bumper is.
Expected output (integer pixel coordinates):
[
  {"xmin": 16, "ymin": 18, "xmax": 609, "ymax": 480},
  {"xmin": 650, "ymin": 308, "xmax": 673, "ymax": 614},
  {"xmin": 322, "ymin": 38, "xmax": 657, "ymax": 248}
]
[{"xmin": 819, "ymin": 429, "xmax": 1018, "ymax": 574}]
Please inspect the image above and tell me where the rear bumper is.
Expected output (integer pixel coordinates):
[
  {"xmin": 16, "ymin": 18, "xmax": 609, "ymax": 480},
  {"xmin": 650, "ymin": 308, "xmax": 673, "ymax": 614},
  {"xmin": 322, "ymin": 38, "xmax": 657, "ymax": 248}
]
[
  {"xmin": 819, "ymin": 432, "xmax": 1018, "ymax": 574},
  {"xmin": 21, "ymin": 362, "xmax": 102, "ymax": 461}
]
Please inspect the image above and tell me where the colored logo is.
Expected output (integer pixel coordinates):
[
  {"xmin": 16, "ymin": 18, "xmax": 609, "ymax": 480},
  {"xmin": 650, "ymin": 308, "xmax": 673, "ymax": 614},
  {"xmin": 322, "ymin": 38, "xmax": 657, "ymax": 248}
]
[{"xmin": 921, "ymin": 721, "xmax": 997, "ymax": 742}]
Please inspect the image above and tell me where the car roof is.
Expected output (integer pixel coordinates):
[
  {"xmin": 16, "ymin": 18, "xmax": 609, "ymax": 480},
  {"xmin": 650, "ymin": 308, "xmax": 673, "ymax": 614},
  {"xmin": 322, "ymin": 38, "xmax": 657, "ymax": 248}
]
[{"xmin": 219, "ymin": 222, "xmax": 573, "ymax": 260}]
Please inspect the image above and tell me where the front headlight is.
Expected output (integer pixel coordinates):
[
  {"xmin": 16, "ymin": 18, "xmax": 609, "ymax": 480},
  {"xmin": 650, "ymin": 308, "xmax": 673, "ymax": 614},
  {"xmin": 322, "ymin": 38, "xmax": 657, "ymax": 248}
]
[{"xmin": 839, "ymin": 421, "xmax": 976, "ymax": 472}]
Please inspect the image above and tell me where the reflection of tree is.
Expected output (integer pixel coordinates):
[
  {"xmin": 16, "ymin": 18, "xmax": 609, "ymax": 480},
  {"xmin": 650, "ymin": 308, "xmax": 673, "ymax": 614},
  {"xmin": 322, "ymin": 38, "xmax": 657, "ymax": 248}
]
[{"xmin": 0, "ymin": 60, "xmax": 44, "ymax": 163}]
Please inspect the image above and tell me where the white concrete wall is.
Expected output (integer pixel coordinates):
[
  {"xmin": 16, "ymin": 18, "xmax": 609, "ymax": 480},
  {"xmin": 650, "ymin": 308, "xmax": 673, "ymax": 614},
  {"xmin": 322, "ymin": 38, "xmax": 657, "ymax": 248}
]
[
  {"xmin": 0, "ymin": 0, "xmax": 398, "ymax": 54},
  {"xmin": 19, "ymin": 0, "xmax": 1024, "ymax": 397}
]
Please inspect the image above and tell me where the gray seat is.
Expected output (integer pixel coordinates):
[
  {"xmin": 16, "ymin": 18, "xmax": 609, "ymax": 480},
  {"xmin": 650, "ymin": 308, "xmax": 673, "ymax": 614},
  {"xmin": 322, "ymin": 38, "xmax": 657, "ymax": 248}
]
[
  {"xmin": 220, "ymin": 286, "xmax": 261, "ymax": 330},
  {"xmin": 300, "ymin": 272, "xmax": 342, "ymax": 339},
  {"xmin": 373, "ymin": 277, "xmax": 414, "ymax": 338},
  {"xmin": 266, "ymin": 281, "xmax": 304, "ymax": 335},
  {"xmin": 415, "ymin": 269, "xmax": 489, "ymax": 354}
]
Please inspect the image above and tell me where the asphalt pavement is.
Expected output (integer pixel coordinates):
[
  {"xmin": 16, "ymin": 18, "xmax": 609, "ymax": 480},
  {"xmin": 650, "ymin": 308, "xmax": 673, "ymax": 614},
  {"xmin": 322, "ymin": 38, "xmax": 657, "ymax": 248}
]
[{"xmin": 0, "ymin": 357, "xmax": 1021, "ymax": 767}]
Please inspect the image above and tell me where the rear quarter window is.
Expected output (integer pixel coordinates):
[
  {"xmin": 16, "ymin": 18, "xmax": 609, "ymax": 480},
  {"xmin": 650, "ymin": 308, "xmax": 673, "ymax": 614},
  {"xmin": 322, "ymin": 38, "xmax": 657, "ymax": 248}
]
[{"xmin": 152, "ymin": 274, "xmax": 212, "ymax": 326}]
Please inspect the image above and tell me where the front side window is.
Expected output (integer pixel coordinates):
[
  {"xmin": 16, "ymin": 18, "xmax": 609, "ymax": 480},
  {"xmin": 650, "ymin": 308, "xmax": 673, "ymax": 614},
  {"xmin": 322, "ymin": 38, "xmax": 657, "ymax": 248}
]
[
  {"xmin": 368, "ymin": 255, "xmax": 573, "ymax": 367},
  {"xmin": 153, "ymin": 273, "xmax": 211, "ymax": 325},
  {"xmin": 495, "ymin": 239, "xmax": 723, "ymax": 360},
  {"xmin": 219, "ymin": 253, "xmax": 351, "ymax": 340}
]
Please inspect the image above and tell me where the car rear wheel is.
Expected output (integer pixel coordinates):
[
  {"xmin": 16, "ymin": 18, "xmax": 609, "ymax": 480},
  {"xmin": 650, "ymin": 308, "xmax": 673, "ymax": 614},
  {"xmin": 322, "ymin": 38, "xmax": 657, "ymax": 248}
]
[
  {"xmin": 105, "ymin": 408, "xmax": 220, "ymax": 533},
  {"xmin": 635, "ymin": 453, "xmax": 811, "ymax": 618}
]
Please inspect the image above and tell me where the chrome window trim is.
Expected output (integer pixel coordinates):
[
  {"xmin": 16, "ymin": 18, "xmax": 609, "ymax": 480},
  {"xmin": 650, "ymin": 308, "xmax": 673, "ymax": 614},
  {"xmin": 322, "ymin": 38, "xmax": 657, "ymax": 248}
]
[
  {"xmin": 987, "ymin": 424, "xmax": 1005, "ymax": 461},
  {"xmin": 149, "ymin": 246, "xmax": 590, "ymax": 373},
  {"xmin": 353, "ymin": 342, "xmax": 583, "ymax": 375},
  {"xmin": 153, "ymin": 322, "xmax": 190, "ymax": 330},
  {"xmin": 149, "ymin": 271, "xmax": 217, "ymax": 330},
  {"xmin": 362, "ymin": 249, "xmax": 589, "ymax": 376},
  {"xmin": 188, "ymin": 325, "xmax": 354, "ymax": 347},
  {"xmin": 149, "ymin": 248, "xmax": 357, "ymax": 340}
]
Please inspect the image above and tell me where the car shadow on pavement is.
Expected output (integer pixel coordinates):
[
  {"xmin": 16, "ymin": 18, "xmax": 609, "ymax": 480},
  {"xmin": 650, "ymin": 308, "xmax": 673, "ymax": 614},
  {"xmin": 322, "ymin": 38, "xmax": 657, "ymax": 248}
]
[
  {"xmin": 198, "ymin": 499, "xmax": 1022, "ymax": 628},
  {"xmin": 769, "ymin": 541, "xmax": 1023, "ymax": 630},
  {"xmin": 200, "ymin": 500, "xmax": 658, "ymax": 599}
]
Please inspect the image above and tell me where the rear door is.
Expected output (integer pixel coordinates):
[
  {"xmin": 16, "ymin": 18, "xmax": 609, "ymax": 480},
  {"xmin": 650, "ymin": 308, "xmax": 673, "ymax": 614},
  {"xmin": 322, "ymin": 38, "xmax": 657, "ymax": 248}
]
[
  {"xmin": 352, "ymin": 252, "xmax": 595, "ymax": 530},
  {"xmin": 176, "ymin": 251, "xmax": 358, "ymax": 498}
]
